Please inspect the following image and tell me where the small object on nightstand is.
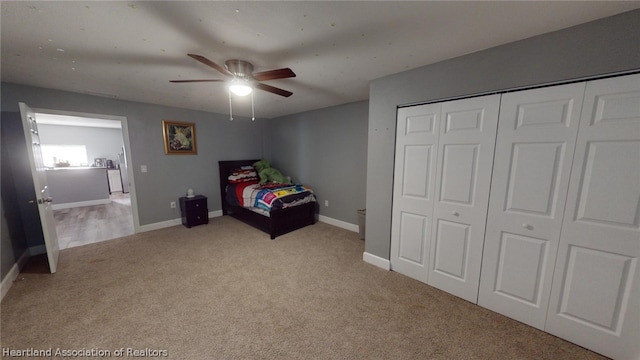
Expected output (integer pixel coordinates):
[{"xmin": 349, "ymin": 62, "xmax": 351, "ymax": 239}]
[
  {"xmin": 186, "ymin": 188, "xmax": 195, "ymax": 198},
  {"xmin": 179, "ymin": 195, "xmax": 208, "ymax": 228}
]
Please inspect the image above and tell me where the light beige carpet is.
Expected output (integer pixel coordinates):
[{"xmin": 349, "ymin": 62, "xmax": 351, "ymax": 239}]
[{"xmin": 1, "ymin": 216, "xmax": 607, "ymax": 359}]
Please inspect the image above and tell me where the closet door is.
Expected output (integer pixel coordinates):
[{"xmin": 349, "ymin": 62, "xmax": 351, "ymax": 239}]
[
  {"xmin": 390, "ymin": 104, "xmax": 440, "ymax": 283},
  {"xmin": 545, "ymin": 74, "xmax": 640, "ymax": 360},
  {"xmin": 478, "ymin": 83, "xmax": 585, "ymax": 329},
  {"xmin": 427, "ymin": 95, "xmax": 500, "ymax": 303}
]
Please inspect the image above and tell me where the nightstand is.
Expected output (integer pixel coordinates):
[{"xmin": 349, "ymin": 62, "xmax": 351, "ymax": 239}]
[{"xmin": 179, "ymin": 195, "xmax": 208, "ymax": 228}]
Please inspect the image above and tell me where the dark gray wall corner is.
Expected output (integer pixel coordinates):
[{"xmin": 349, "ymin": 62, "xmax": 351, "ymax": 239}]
[
  {"xmin": 365, "ymin": 9, "xmax": 640, "ymax": 259},
  {"xmin": 266, "ymin": 101, "xmax": 369, "ymax": 225},
  {"xmin": 1, "ymin": 112, "xmax": 43, "ymax": 279}
]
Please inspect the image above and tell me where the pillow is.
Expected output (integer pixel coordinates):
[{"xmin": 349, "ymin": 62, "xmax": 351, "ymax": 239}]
[{"xmin": 228, "ymin": 166, "xmax": 258, "ymax": 183}]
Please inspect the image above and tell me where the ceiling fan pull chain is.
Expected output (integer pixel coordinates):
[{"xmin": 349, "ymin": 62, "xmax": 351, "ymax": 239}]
[
  {"xmin": 228, "ymin": 91, "xmax": 233, "ymax": 121},
  {"xmin": 251, "ymin": 91, "xmax": 255, "ymax": 121}
]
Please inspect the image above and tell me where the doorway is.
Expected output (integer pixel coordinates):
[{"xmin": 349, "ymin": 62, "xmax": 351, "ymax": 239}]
[{"xmin": 33, "ymin": 108, "xmax": 139, "ymax": 249}]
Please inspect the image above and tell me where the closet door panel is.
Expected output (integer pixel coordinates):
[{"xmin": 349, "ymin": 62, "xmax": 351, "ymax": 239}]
[
  {"xmin": 478, "ymin": 83, "xmax": 585, "ymax": 329},
  {"xmin": 545, "ymin": 74, "xmax": 640, "ymax": 360},
  {"xmin": 506, "ymin": 142, "xmax": 565, "ymax": 216},
  {"xmin": 391, "ymin": 104, "xmax": 441, "ymax": 283},
  {"xmin": 428, "ymin": 95, "xmax": 500, "ymax": 303}
]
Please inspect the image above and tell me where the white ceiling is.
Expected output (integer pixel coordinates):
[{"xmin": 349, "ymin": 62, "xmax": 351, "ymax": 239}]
[{"xmin": 2, "ymin": 1, "xmax": 639, "ymax": 119}]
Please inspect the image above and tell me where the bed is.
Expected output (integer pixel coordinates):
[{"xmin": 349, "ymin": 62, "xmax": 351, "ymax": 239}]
[{"xmin": 218, "ymin": 160, "xmax": 317, "ymax": 239}]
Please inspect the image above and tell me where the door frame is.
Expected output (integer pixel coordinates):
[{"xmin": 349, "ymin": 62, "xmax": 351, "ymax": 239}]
[{"xmin": 32, "ymin": 107, "xmax": 140, "ymax": 233}]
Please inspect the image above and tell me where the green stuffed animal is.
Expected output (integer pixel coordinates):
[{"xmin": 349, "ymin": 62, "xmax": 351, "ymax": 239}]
[{"xmin": 253, "ymin": 159, "xmax": 291, "ymax": 184}]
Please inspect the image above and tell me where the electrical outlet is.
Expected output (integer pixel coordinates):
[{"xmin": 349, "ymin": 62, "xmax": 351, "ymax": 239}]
[
  {"xmin": 170, "ymin": 201, "xmax": 176, "ymax": 209},
  {"xmin": 325, "ymin": 200, "xmax": 329, "ymax": 207}
]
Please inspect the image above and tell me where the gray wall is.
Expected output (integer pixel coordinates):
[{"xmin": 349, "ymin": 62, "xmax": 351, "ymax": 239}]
[
  {"xmin": 0, "ymin": 202, "xmax": 20, "ymax": 279},
  {"xmin": 1, "ymin": 115, "xmax": 27, "ymax": 278},
  {"xmin": 265, "ymin": 101, "xmax": 368, "ymax": 224},
  {"xmin": 365, "ymin": 10, "xmax": 640, "ymax": 259},
  {"xmin": 38, "ymin": 124, "xmax": 124, "ymax": 166},
  {"xmin": 1, "ymin": 83, "xmax": 264, "ymax": 226}
]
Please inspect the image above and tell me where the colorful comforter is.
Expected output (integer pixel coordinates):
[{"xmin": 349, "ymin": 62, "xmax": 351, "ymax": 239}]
[{"xmin": 226, "ymin": 182, "xmax": 316, "ymax": 212}]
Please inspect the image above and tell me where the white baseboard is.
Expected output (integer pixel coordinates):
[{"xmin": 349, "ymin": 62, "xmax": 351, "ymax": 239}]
[
  {"xmin": 138, "ymin": 211, "xmax": 354, "ymax": 234},
  {"xmin": 138, "ymin": 210, "xmax": 223, "ymax": 233},
  {"xmin": 1, "ymin": 243, "xmax": 48, "ymax": 302},
  {"xmin": 318, "ymin": 215, "xmax": 358, "ymax": 233},
  {"xmin": 363, "ymin": 252, "xmax": 391, "ymax": 270},
  {"xmin": 138, "ymin": 218, "xmax": 182, "ymax": 232},
  {"xmin": 1, "ymin": 250, "xmax": 30, "ymax": 301},
  {"xmin": 52, "ymin": 199, "xmax": 110, "ymax": 210}
]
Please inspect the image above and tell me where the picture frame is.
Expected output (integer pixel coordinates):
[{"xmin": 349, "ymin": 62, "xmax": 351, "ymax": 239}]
[{"xmin": 162, "ymin": 120, "xmax": 197, "ymax": 155}]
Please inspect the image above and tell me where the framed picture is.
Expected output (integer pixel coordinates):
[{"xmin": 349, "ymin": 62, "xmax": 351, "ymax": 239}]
[{"xmin": 162, "ymin": 120, "xmax": 197, "ymax": 155}]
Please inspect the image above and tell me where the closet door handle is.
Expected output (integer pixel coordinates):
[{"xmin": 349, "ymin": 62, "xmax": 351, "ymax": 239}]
[
  {"xmin": 522, "ymin": 223, "xmax": 532, "ymax": 230},
  {"xmin": 452, "ymin": 211, "xmax": 459, "ymax": 216}
]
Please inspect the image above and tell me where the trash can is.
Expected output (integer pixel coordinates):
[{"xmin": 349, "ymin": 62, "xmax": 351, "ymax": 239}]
[{"xmin": 357, "ymin": 209, "xmax": 366, "ymax": 240}]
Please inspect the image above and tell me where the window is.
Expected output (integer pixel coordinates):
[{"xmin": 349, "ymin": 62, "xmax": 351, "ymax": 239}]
[{"xmin": 41, "ymin": 144, "xmax": 89, "ymax": 167}]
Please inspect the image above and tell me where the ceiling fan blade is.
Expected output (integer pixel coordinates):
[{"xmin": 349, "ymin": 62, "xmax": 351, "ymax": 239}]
[
  {"xmin": 187, "ymin": 54, "xmax": 231, "ymax": 76},
  {"xmin": 253, "ymin": 68, "xmax": 296, "ymax": 81},
  {"xmin": 255, "ymin": 83, "xmax": 293, "ymax": 97},
  {"xmin": 170, "ymin": 79, "xmax": 224, "ymax": 83}
]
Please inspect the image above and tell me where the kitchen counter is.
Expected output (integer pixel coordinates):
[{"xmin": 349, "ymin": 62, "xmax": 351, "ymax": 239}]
[
  {"xmin": 48, "ymin": 166, "xmax": 107, "ymax": 170},
  {"xmin": 46, "ymin": 168, "xmax": 110, "ymax": 208}
]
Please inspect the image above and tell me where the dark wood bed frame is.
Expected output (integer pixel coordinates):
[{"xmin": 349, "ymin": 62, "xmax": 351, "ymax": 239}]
[{"xmin": 218, "ymin": 160, "xmax": 316, "ymax": 239}]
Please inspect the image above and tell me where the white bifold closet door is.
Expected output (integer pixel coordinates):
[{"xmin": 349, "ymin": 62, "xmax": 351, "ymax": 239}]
[
  {"xmin": 391, "ymin": 104, "xmax": 441, "ymax": 283},
  {"xmin": 545, "ymin": 74, "xmax": 640, "ymax": 360},
  {"xmin": 427, "ymin": 95, "xmax": 500, "ymax": 303},
  {"xmin": 477, "ymin": 82, "xmax": 586, "ymax": 329},
  {"xmin": 391, "ymin": 95, "xmax": 499, "ymax": 302}
]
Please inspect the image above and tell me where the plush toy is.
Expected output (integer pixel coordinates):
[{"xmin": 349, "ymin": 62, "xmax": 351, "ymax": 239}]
[{"xmin": 253, "ymin": 159, "xmax": 291, "ymax": 184}]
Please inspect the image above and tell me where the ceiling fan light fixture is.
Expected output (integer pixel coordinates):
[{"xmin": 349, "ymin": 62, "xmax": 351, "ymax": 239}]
[{"xmin": 228, "ymin": 79, "xmax": 253, "ymax": 96}]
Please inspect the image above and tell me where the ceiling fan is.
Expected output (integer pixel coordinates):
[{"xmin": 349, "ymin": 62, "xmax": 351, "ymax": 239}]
[{"xmin": 170, "ymin": 54, "xmax": 296, "ymax": 97}]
